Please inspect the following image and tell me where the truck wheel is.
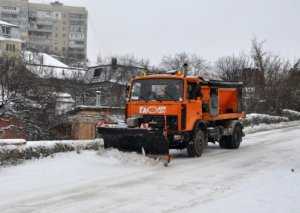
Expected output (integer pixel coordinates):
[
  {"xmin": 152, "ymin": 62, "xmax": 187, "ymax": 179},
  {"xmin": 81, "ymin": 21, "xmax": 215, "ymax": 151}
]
[
  {"xmin": 219, "ymin": 125, "xmax": 242, "ymax": 149},
  {"xmin": 230, "ymin": 125, "xmax": 243, "ymax": 149},
  {"xmin": 187, "ymin": 129, "xmax": 206, "ymax": 157},
  {"xmin": 219, "ymin": 137, "xmax": 230, "ymax": 149}
]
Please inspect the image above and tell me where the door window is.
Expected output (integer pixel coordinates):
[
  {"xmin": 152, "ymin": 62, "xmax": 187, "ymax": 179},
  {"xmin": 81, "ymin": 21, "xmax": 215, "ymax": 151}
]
[{"xmin": 187, "ymin": 82, "xmax": 199, "ymax": 100}]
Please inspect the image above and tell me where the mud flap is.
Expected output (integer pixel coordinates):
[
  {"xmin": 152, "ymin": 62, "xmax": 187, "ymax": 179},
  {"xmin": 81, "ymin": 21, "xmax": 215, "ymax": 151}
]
[{"xmin": 98, "ymin": 127, "xmax": 169, "ymax": 155}]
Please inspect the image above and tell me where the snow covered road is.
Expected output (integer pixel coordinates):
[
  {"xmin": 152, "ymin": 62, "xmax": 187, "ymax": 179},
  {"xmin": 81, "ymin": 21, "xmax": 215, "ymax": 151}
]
[{"xmin": 1, "ymin": 124, "xmax": 300, "ymax": 213}]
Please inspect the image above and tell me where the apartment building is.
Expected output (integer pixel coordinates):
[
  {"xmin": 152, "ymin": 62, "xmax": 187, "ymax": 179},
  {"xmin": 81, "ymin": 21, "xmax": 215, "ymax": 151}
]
[
  {"xmin": 0, "ymin": 0, "xmax": 29, "ymax": 40},
  {"xmin": 0, "ymin": 20, "xmax": 23, "ymax": 56},
  {"xmin": 0, "ymin": 0, "xmax": 88, "ymax": 65}
]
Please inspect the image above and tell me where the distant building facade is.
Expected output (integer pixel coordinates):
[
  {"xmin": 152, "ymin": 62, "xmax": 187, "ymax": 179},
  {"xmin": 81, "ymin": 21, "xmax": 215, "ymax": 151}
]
[
  {"xmin": 0, "ymin": 0, "xmax": 88, "ymax": 65},
  {"xmin": 0, "ymin": 20, "xmax": 23, "ymax": 56}
]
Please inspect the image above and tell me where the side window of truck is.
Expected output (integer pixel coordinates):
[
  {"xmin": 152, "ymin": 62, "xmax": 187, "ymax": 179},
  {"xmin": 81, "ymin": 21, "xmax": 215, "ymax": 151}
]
[
  {"xmin": 188, "ymin": 83, "xmax": 200, "ymax": 100},
  {"xmin": 210, "ymin": 88, "xmax": 219, "ymax": 116}
]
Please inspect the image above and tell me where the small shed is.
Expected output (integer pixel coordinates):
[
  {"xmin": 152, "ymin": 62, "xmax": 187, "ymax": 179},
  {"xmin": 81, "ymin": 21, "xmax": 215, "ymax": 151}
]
[{"xmin": 51, "ymin": 105, "xmax": 124, "ymax": 140}]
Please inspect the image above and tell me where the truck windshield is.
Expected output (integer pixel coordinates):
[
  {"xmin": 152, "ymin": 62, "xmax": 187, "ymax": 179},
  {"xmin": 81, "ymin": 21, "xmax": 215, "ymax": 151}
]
[{"xmin": 130, "ymin": 79, "xmax": 183, "ymax": 101}]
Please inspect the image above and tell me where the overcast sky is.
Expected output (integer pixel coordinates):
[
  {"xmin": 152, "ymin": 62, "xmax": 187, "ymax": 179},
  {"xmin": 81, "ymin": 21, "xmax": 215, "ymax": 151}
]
[{"xmin": 32, "ymin": 0, "xmax": 300, "ymax": 65}]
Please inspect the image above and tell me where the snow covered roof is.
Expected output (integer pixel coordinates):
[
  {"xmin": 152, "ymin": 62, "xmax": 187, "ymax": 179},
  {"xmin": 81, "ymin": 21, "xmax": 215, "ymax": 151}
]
[
  {"xmin": 0, "ymin": 36, "xmax": 23, "ymax": 43},
  {"xmin": 40, "ymin": 53, "xmax": 68, "ymax": 68},
  {"xmin": 0, "ymin": 20, "xmax": 18, "ymax": 28},
  {"xmin": 24, "ymin": 51, "xmax": 86, "ymax": 80}
]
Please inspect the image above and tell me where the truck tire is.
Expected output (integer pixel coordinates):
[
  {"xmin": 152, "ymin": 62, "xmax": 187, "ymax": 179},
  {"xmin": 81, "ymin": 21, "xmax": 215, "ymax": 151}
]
[
  {"xmin": 187, "ymin": 129, "xmax": 206, "ymax": 157},
  {"xmin": 219, "ymin": 137, "xmax": 230, "ymax": 149},
  {"xmin": 219, "ymin": 125, "xmax": 242, "ymax": 149}
]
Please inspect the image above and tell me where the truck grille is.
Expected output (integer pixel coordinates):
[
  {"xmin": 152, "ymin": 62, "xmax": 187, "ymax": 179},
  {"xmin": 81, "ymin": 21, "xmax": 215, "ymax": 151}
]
[{"xmin": 142, "ymin": 115, "xmax": 178, "ymax": 131}]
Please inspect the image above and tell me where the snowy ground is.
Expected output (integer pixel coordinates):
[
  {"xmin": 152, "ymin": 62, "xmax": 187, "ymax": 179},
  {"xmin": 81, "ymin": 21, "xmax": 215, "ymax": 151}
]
[{"xmin": 0, "ymin": 122, "xmax": 300, "ymax": 213}]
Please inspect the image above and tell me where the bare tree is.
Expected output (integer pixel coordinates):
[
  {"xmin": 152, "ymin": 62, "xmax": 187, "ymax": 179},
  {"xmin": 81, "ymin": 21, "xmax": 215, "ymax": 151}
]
[
  {"xmin": 285, "ymin": 59, "xmax": 300, "ymax": 111},
  {"xmin": 97, "ymin": 54, "xmax": 150, "ymax": 69},
  {"xmin": 216, "ymin": 54, "xmax": 251, "ymax": 81},
  {"xmin": 160, "ymin": 52, "xmax": 208, "ymax": 76},
  {"xmin": 215, "ymin": 39, "xmax": 299, "ymax": 113},
  {"xmin": 0, "ymin": 55, "xmax": 30, "ymax": 104},
  {"xmin": 250, "ymin": 39, "xmax": 295, "ymax": 113}
]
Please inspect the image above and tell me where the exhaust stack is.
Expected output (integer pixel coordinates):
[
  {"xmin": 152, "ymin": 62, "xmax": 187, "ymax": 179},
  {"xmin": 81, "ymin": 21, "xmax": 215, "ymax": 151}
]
[{"xmin": 183, "ymin": 63, "xmax": 188, "ymax": 76}]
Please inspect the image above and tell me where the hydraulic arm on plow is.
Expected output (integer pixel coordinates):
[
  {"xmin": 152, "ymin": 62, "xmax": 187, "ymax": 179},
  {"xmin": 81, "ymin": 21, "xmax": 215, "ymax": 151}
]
[{"xmin": 97, "ymin": 70, "xmax": 245, "ymax": 164}]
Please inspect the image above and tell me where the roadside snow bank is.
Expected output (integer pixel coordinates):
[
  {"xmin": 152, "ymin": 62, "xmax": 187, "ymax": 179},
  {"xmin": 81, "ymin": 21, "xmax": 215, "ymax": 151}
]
[
  {"xmin": 244, "ymin": 120, "xmax": 300, "ymax": 134},
  {"xmin": 282, "ymin": 109, "xmax": 300, "ymax": 121},
  {"xmin": 0, "ymin": 139, "xmax": 26, "ymax": 146},
  {"xmin": 0, "ymin": 139, "xmax": 103, "ymax": 166},
  {"xmin": 243, "ymin": 113, "xmax": 289, "ymax": 126}
]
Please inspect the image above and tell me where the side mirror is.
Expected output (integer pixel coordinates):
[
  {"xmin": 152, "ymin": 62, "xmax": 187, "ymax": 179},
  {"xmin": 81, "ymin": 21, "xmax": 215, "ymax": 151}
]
[
  {"xmin": 126, "ymin": 85, "xmax": 130, "ymax": 97},
  {"xmin": 196, "ymin": 85, "xmax": 202, "ymax": 98},
  {"xmin": 197, "ymin": 89, "xmax": 202, "ymax": 98}
]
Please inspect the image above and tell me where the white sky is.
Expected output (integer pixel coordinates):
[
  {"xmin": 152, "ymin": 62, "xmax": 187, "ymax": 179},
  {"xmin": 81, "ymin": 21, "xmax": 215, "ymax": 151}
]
[{"xmin": 31, "ymin": 0, "xmax": 300, "ymax": 65}]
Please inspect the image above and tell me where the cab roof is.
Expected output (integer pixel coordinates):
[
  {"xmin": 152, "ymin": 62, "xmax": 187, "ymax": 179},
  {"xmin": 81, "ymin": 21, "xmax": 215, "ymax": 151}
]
[
  {"xmin": 133, "ymin": 73, "xmax": 243, "ymax": 88},
  {"xmin": 133, "ymin": 73, "xmax": 204, "ymax": 81}
]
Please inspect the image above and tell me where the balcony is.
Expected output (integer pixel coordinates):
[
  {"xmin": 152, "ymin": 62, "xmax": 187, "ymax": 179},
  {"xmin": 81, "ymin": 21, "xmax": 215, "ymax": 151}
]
[
  {"xmin": 28, "ymin": 26, "xmax": 53, "ymax": 33},
  {"xmin": 69, "ymin": 40, "xmax": 86, "ymax": 49},
  {"xmin": 1, "ymin": 7, "xmax": 19, "ymax": 14},
  {"xmin": 69, "ymin": 43, "xmax": 86, "ymax": 49},
  {"xmin": 27, "ymin": 42, "xmax": 50, "ymax": 52},
  {"xmin": 36, "ymin": 19, "xmax": 54, "ymax": 26},
  {"xmin": 0, "ymin": 33, "xmax": 11, "ymax": 38},
  {"xmin": 28, "ymin": 36, "xmax": 51, "ymax": 45}
]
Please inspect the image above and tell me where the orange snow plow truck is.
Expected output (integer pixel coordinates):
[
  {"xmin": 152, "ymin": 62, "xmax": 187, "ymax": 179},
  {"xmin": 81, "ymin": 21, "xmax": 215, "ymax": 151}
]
[{"xmin": 98, "ymin": 70, "xmax": 245, "ymax": 159}]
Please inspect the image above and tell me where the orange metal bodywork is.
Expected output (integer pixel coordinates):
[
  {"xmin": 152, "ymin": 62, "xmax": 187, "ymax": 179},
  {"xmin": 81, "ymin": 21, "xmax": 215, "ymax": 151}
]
[{"xmin": 127, "ymin": 73, "xmax": 244, "ymax": 132}]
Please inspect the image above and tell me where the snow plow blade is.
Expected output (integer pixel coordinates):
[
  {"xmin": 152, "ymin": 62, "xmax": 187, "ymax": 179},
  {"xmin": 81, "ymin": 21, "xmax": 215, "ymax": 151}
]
[{"xmin": 97, "ymin": 127, "xmax": 169, "ymax": 155}]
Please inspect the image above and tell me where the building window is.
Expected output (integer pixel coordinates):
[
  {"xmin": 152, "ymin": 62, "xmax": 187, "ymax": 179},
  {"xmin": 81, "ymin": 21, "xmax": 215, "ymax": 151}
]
[
  {"xmin": 3, "ymin": 6, "xmax": 17, "ymax": 10},
  {"xmin": 94, "ymin": 68, "xmax": 103, "ymax": 77},
  {"xmin": 2, "ymin": 26, "xmax": 11, "ymax": 36},
  {"xmin": 6, "ymin": 44, "xmax": 16, "ymax": 52}
]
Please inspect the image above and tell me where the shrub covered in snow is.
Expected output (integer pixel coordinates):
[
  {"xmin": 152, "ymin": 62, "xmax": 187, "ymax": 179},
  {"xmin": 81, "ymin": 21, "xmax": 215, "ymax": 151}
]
[
  {"xmin": 282, "ymin": 109, "xmax": 300, "ymax": 121},
  {"xmin": 0, "ymin": 139, "xmax": 103, "ymax": 166},
  {"xmin": 243, "ymin": 113, "xmax": 289, "ymax": 127}
]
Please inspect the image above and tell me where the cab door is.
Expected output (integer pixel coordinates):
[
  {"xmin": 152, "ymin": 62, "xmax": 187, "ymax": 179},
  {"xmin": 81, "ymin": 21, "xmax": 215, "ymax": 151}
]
[{"xmin": 184, "ymin": 81, "xmax": 202, "ymax": 131}]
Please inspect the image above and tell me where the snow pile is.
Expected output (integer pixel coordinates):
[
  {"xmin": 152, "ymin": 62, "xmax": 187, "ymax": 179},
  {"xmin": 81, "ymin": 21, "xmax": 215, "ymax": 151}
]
[
  {"xmin": 108, "ymin": 114, "xmax": 127, "ymax": 127},
  {"xmin": 0, "ymin": 139, "xmax": 103, "ymax": 166},
  {"xmin": 244, "ymin": 120, "xmax": 300, "ymax": 134},
  {"xmin": 97, "ymin": 148, "xmax": 160, "ymax": 167},
  {"xmin": 0, "ymin": 139, "xmax": 26, "ymax": 146},
  {"xmin": 243, "ymin": 113, "xmax": 289, "ymax": 127},
  {"xmin": 282, "ymin": 109, "xmax": 300, "ymax": 121},
  {"xmin": 0, "ymin": 138, "xmax": 161, "ymax": 168}
]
